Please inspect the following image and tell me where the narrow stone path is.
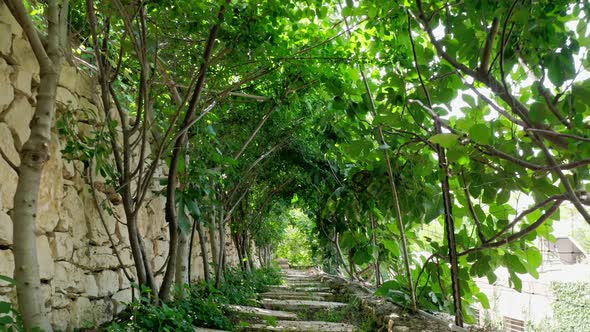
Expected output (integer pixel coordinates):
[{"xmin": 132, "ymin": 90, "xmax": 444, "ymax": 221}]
[
  {"xmin": 194, "ymin": 269, "xmax": 357, "ymax": 332},
  {"xmin": 242, "ymin": 269, "xmax": 355, "ymax": 331}
]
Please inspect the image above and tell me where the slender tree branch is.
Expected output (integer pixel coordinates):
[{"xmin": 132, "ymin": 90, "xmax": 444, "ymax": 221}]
[
  {"xmin": 460, "ymin": 169, "xmax": 486, "ymax": 243},
  {"xmin": 479, "ymin": 17, "xmax": 499, "ymax": 76}
]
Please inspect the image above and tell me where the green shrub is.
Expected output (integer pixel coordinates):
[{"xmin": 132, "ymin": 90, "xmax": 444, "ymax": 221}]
[
  {"xmin": 0, "ymin": 275, "xmax": 23, "ymax": 332},
  {"xmin": 551, "ymin": 281, "xmax": 590, "ymax": 331},
  {"xmin": 104, "ymin": 267, "xmax": 282, "ymax": 331}
]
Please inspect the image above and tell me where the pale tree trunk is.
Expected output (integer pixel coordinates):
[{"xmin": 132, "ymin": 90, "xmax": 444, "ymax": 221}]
[
  {"xmin": 5, "ymin": 0, "xmax": 67, "ymax": 330},
  {"xmin": 208, "ymin": 212, "xmax": 219, "ymax": 277},
  {"xmin": 245, "ymin": 238, "xmax": 254, "ymax": 272},
  {"xmin": 175, "ymin": 230, "xmax": 189, "ymax": 293}
]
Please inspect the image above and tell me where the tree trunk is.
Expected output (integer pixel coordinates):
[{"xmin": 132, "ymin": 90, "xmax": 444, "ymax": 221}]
[
  {"xmin": 196, "ymin": 219, "xmax": 210, "ymax": 282},
  {"xmin": 126, "ymin": 212, "xmax": 147, "ymax": 286},
  {"xmin": 216, "ymin": 211, "xmax": 226, "ymax": 288},
  {"xmin": 175, "ymin": 230, "xmax": 189, "ymax": 292},
  {"xmin": 370, "ymin": 214, "xmax": 381, "ymax": 286},
  {"xmin": 246, "ymin": 241, "xmax": 254, "ymax": 272},
  {"xmin": 209, "ymin": 213, "xmax": 219, "ymax": 277},
  {"xmin": 348, "ymin": 250, "xmax": 355, "ymax": 281},
  {"xmin": 5, "ymin": 0, "xmax": 66, "ymax": 329},
  {"xmin": 234, "ymin": 232, "xmax": 244, "ymax": 271},
  {"xmin": 244, "ymin": 233, "xmax": 253, "ymax": 272},
  {"xmin": 334, "ymin": 231, "xmax": 349, "ymax": 279}
]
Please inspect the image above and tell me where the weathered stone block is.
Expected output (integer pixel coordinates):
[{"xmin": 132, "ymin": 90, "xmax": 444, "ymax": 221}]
[
  {"xmin": 51, "ymin": 307, "xmax": 70, "ymax": 332},
  {"xmin": 62, "ymin": 159, "xmax": 75, "ymax": 180},
  {"xmin": 11, "ymin": 36, "xmax": 39, "ymax": 77},
  {"xmin": 56, "ymin": 86, "xmax": 79, "ymax": 110},
  {"xmin": 36, "ymin": 235, "xmax": 54, "ymax": 281},
  {"xmin": 50, "ymin": 232, "xmax": 73, "ymax": 261},
  {"xmin": 58, "ymin": 65, "xmax": 80, "ymax": 93},
  {"xmin": 152, "ymin": 255, "xmax": 166, "ymax": 274},
  {"xmin": 83, "ymin": 274, "xmax": 98, "ymax": 298},
  {"xmin": 0, "ymin": 249, "xmax": 14, "ymax": 279},
  {"xmin": 41, "ymin": 283, "xmax": 52, "ymax": 309},
  {"xmin": 111, "ymin": 288, "xmax": 132, "ymax": 314},
  {"xmin": 10, "ymin": 66, "xmax": 32, "ymax": 97},
  {"xmin": 0, "ymin": 122, "xmax": 19, "ymax": 166},
  {"xmin": 95, "ymin": 269, "xmax": 119, "ymax": 297},
  {"xmin": 115, "ymin": 218, "xmax": 129, "ymax": 245},
  {"xmin": 60, "ymin": 186, "xmax": 86, "ymax": 241},
  {"xmin": 0, "ymin": 24, "xmax": 11, "ymax": 56},
  {"xmin": 72, "ymin": 246, "xmax": 120, "ymax": 272},
  {"xmin": 2, "ymin": 95, "xmax": 34, "ymax": 149},
  {"xmin": 118, "ymin": 269, "xmax": 133, "ymax": 289},
  {"xmin": 0, "ymin": 58, "xmax": 14, "ymax": 112},
  {"xmin": 0, "ymin": 158, "xmax": 17, "ymax": 212},
  {"xmin": 81, "ymin": 187, "xmax": 115, "ymax": 245},
  {"xmin": 54, "ymin": 261, "xmax": 85, "ymax": 294},
  {"xmin": 52, "ymin": 292, "xmax": 70, "ymax": 309},
  {"xmin": 0, "ymin": 210, "xmax": 12, "ymax": 246},
  {"xmin": 78, "ymin": 97, "xmax": 102, "ymax": 123},
  {"xmin": 154, "ymin": 239, "xmax": 169, "ymax": 257},
  {"xmin": 118, "ymin": 247, "xmax": 134, "ymax": 267},
  {"xmin": 0, "ymin": 3, "xmax": 22, "ymax": 36},
  {"xmin": 89, "ymin": 299, "xmax": 113, "ymax": 327},
  {"xmin": 69, "ymin": 296, "xmax": 92, "ymax": 327}
]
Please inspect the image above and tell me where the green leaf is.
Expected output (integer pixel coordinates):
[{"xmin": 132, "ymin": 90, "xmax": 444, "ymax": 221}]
[
  {"xmin": 375, "ymin": 280, "xmax": 400, "ymax": 296},
  {"xmin": 545, "ymin": 51, "xmax": 575, "ymax": 86},
  {"xmin": 0, "ymin": 301, "xmax": 11, "ymax": 314},
  {"xmin": 382, "ymin": 239, "xmax": 400, "ymax": 256},
  {"xmin": 469, "ymin": 124, "xmax": 491, "ymax": 144},
  {"xmin": 352, "ymin": 248, "xmax": 372, "ymax": 265},
  {"xmin": 509, "ymin": 270, "xmax": 522, "ymax": 291},
  {"xmin": 186, "ymin": 199, "xmax": 201, "ymax": 218},
  {"xmin": 178, "ymin": 199, "xmax": 191, "ymax": 235},
  {"xmin": 503, "ymin": 254, "xmax": 527, "ymax": 274},
  {"xmin": 429, "ymin": 133, "xmax": 459, "ymax": 148},
  {"xmin": 496, "ymin": 189, "xmax": 511, "ymax": 205},
  {"xmin": 529, "ymin": 102, "xmax": 550, "ymax": 123},
  {"xmin": 475, "ymin": 292, "xmax": 490, "ymax": 309},
  {"xmin": 0, "ymin": 275, "xmax": 15, "ymax": 285},
  {"xmin": 339, "ymin": 232, "xmax": 354, "ymax": 249},
  {"xmin": 0, "ymin": 315, "xmax": 14, "ymax": 325},
  {"xmin": 526, "ymin": 247, "xmax": 542, "ymax": 269}
]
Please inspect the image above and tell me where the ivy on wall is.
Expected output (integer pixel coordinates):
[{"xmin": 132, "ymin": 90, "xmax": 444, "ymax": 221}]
[{"xmin": 551, "ymin": 281, "xmax": 590, "ymax": 331}]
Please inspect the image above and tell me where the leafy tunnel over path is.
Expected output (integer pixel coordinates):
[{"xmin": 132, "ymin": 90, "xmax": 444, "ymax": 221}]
[{"xmin": 1, "ymin": 0, "xmax": 590, "ymax": 330}]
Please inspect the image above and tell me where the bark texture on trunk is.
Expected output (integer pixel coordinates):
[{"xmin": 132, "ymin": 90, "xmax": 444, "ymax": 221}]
[
  {"xmin": 196, "ymin": 219, "xmax": 210, "ymax": 282},
  {"xmin": 175, "ymin": 230, "xmax": 189, "ymax": 294},
  {"xmin": 5, "ymin": 0, "xmax": 67, "ymax": 330}
]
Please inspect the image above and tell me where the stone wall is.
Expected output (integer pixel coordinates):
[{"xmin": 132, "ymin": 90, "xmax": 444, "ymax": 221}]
[{"xmin": 0, "ymin": 3, "xmax": 239, "ymax": 331}]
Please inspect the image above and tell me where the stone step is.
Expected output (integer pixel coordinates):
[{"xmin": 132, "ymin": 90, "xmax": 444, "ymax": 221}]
[
  {"xmin": 260, "ymin": 299, "xmax": 347, "ymax": 311},
  {"xmin": 260, "ymin": 291, "xmax": 334, "ymax": 301},
  {"xmin": 269, "ymin": 285, "xmax": 333, "ymax": 293},
  {"xmin": 193, "ymin": 328, "xmax": 231, "ymax": 332},
  {"xmin": 242, "ymin": 320, "xmax": 355, "ymax": 332},
  {"xmin": 284, "ymin": 279, "xmax": 320, "ymax": 284},
  {"xmin": 286, "ymin": 281, "xmax": 325, "ymax": 287},
  {"xmin": 227, "ymin": 305, "xmax": 298, "ymax": 321}
]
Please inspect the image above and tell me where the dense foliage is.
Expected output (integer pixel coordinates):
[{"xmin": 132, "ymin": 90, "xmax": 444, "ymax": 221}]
[{"xmin": 6, "ymin": 0, "xmax": 590, "ymax": 329}]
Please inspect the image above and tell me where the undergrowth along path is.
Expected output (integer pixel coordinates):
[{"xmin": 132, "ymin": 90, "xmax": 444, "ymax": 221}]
[{"xmin": 195, "ymin": 269, "xmax": 358, "ymax": 332}]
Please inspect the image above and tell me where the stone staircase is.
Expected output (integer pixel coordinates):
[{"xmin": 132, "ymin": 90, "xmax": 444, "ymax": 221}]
[{"xmin": 195, "ymin": 269, "xmax": 356, "ymax": 332}]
